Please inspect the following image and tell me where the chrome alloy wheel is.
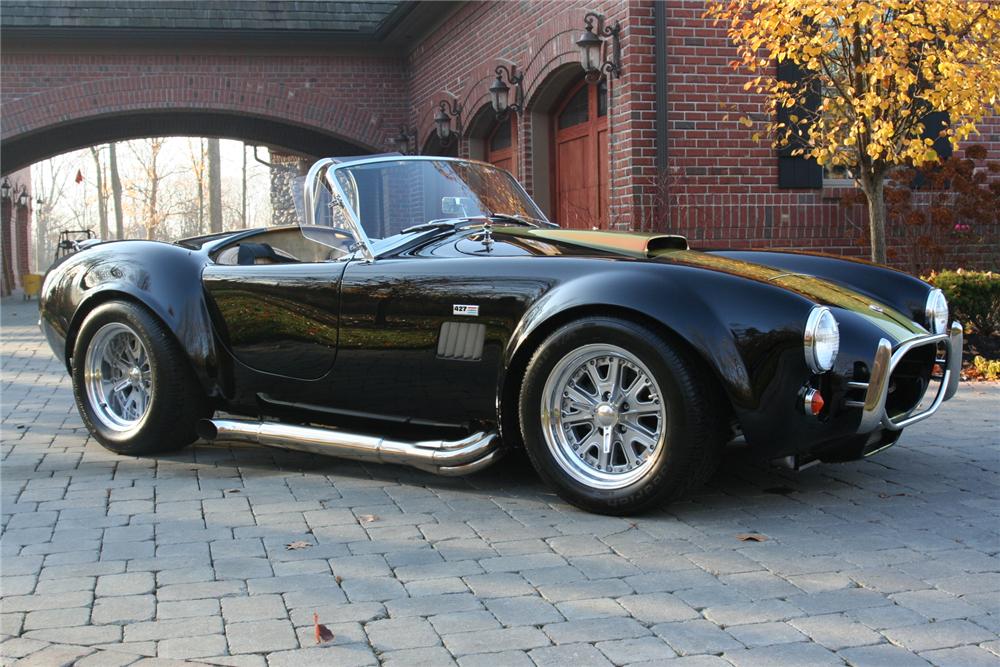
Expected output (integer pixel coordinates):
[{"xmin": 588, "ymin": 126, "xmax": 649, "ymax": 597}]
[
  {"xmin": 541, "ymin": 344, "xmax": 667, "ymax": 489},
  {"xmin": 84, "ymin": 322, "xmax": 153, "ymax": 432}
]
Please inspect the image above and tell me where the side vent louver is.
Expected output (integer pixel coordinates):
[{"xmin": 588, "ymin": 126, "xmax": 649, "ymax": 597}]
[{"xmin": 437, "ymin": 322, "xmax": 486, "ymax": 361}]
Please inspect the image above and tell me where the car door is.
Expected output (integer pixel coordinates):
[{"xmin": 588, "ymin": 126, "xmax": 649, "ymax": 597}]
[
  {"xmin": 202, "ymin": 260, "xmax": 346, "ymax": 381},
  {"xmin": 327, "ymin": 248, "xmax": 545, "ymax": 426}
]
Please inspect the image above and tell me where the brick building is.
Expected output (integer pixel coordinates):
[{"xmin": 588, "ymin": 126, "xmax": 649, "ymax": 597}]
[{"xmin": 1, "ymin": 0, "xmax": 997, "ymax": 277}]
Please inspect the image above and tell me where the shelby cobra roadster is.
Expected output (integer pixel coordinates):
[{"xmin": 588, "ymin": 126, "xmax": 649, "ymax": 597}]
[{"xmin": 39, "ymin": 155, "xmax": 961, "ymax": 514}]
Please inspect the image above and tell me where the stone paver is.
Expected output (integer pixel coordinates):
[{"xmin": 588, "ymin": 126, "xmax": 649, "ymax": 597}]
[{"xmin": 1, "ymin": 297, "xmax": 998, "ymax": 664}]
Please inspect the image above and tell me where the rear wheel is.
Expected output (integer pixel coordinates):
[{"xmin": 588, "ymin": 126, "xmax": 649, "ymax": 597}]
[
  {"xmin": 519, "ymin": 317, "xmax": 725, "ymax": 515},
  {"xmin": 72, "ymin": 301, "xmax": 209, "ymax": 455}
]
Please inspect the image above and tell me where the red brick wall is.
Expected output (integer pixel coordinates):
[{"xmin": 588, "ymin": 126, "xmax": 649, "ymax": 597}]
[
  {"xmin": 0, "ymin": 52, "xmax": 411, "ymax": 155},
  {"xmin": 660, "ymin": 0, "xmax": 999, "ymax": 271},
  {"xmin": 406, "ymin": 0, "xmax": 659, "ymax": 229}
]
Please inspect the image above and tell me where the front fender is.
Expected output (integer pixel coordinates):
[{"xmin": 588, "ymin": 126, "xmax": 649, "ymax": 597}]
[
  {"xmin": 39, "ymin": 240, "xmax": 221, "ymax": 397},
  {"xmin": 504, "ymin": 264, "xmax": 817, "ymax": 417}
]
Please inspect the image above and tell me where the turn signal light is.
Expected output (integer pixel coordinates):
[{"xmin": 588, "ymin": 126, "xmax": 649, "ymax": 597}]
[{"xmin": 804, "ymin": 388, "xmax": 825, "ymax": 416}]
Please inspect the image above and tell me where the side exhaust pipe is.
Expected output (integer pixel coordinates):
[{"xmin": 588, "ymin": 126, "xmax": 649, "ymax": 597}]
[{"xmin": 197, "ymin": 418, "xmax": 501, "ymax": 476}]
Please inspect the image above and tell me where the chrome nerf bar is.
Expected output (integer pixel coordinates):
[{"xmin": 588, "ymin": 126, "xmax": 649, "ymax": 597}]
[{"xmin": 855, "ymin": 321, "xmax": 962, "ymax": 434}]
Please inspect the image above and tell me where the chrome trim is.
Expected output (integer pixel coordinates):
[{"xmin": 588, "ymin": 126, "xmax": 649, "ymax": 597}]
[
  {"xmin": 943, "ymin": 321, "xmax": 963, "ymax": 401},
  {"xmin": 925, "ymin": 288, "xmax": 948, "ymax": 335},
  {"xmin": 303, "ymin": 158, "xmax": 336, "ymax": 228},
  {"xmin": 856, "ymin": 322, "xmax": 962, "ymax": 434},
  {"xmin": 198, "ymin": 418, "xmax": 500, "ymax": 476},
  {"xmin": 802, "ymin": 388, "xmax": 821, "ymax": 416},
  {"xmin": 804, "ymin": 306, "xmax": 839, "ymax": 373}
]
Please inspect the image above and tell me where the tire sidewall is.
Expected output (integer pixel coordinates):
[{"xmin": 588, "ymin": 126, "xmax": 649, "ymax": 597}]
[
  {"xmin": 72, "ymin": 302, "xmax": 178, "ymax": 454},
  {"xmin": 519, "ymin": 318, "xmax": 695, "ymax": 514}
]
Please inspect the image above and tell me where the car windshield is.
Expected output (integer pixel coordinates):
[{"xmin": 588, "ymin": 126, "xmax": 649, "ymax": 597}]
[{"xmin": 309, "ymin": 158, "xmax": 546, "ymax": 253}]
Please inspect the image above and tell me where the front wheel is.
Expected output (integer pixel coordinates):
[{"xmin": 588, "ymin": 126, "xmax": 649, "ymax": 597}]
[
  {"xmin": 519, "ymin": 317, "xmax": 725, "ymax": 515},
  {"xmin": 72, "ymin": 301, "xmax": 209, "ymax": 456}
]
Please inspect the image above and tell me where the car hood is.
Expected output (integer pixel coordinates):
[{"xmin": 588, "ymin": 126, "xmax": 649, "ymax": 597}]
[{"xmin": 498, "ymin": 227, "xmax": 926, "ymax": 341}]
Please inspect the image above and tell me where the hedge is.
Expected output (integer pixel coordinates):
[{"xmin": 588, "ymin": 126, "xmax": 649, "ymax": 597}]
[{"xmin": 927, "ymin": 270, "xmax": 1000, "ymax": 336}]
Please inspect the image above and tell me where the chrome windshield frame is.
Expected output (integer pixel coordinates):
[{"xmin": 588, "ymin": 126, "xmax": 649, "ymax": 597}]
[{"xmin": 304, "ymin": 155, "xmax": 547, "ymax": 263}]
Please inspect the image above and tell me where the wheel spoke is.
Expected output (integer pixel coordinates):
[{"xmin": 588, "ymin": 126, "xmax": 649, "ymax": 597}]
[
  {"xmin": 597, "ymin": 427, "xmax": 613, "ymax": 470},
  {"xmin": 622, "ymin": 424, "xmax": 657, "ymax": 451}
]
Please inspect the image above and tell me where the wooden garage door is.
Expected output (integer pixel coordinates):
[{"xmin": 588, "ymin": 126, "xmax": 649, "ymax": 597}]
[
  {"xmin": 487, "ymin": 117, "xmax": 517, "ymax": 178},
  {"xmin": 553, "ymin": 79, "xmax": 608, "ymax": 229}
]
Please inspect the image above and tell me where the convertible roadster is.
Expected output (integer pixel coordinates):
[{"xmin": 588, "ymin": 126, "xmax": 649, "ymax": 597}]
[{"xmin": 39, "ymin": 155, "xmax": 961, "ymax": 514}]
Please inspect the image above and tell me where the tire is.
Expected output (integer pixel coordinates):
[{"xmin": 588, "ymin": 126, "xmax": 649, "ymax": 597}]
[
  {"xmin": 518, "ymin": 316, "xmax": 725, "ymax": 515},
  {"xmin": 71, "ymin": 300, "xmax": 209, "ymax": 456}
]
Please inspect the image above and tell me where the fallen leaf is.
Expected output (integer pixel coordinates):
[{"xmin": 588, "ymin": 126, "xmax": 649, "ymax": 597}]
[
  {"xmin": 736, "ymin": 533, "xmax": 768, "ymax": 542},
  {"xmin": 313, "ymin": 612, "xmax": 334, "ymax": 644},
  {"xmin": 286, "ymin": 540, "xmax": 313, "ymax": 551},
  {"xmin": 878, "ymin": 492, "xmax": 907, "ymax": 499},
  {"xmin": 335, "ymin": 575, "xmax": 343, "ymax": 585},
  {"xmin": 358, "ymin": 514, "xmax": 379, "ymax": 524},
  {"xmin": 224, "ymin": 488, "xmax": 242, "ymax": 494}
]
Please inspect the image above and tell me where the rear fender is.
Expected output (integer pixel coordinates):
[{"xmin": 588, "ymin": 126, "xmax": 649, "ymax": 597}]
[{"xmin": 41, "ymin": 241, "xmax": 221, "ymax": 397}]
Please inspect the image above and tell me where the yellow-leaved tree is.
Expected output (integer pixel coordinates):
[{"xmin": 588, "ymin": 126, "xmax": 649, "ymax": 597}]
[{"xmin": 707, "ymin": 0, "xmax": 1000, "ymax": 264}]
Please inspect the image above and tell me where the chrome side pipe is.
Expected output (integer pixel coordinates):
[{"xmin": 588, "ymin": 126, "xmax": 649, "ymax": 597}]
[{"xmin": 197, "ymin": 418, "xmax": 501, "ymax": 476}]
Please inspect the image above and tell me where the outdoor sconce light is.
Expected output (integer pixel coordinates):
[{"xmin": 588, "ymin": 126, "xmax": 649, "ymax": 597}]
[
  {"xmin": 1, "ymin": 178, "xmax": 11, "ymax": 201},
  {"xmin": 17, "ymin": 189, "xmax": 29, "ymax": 208},
  {"xmin": 490, "ymin": 64, "xmax": 524, "ymax": 118},
  {"xmin": 434, "ymin": 98, "xmax": 463, "ymax": 145},
  {"xmin": 576, "ymin": 12, "xmax": 622, "ymax": 83},
  {"xmin": 391, "ymin": 125, "xmax": 417, "ymax": 155}
]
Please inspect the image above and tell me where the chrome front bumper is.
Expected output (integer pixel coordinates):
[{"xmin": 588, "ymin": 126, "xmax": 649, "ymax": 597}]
[{"xmin": 851, "ymin": 321, "xmax": 962, "ymax": 434}]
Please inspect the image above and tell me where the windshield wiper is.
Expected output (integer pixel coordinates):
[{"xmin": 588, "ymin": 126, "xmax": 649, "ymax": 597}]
[
  {"xmin": 400, "ymin": 219, "xmax": 464, "ymax": 234},
  {"xmin": 488, "ymin": 213, "xmax": 549, "ymax": 228}
]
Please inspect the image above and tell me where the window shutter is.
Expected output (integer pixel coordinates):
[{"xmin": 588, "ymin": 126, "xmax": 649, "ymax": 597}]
[
  {"xmin": 911, "ymin": 110, "xmax": 951, "ymax": 189},
  {"xmin": 776, "ymin": 61, "xmax": 823, "ymax": 189},
  {"xmin": 922, "ymin": 110, "xmax": 952, "ymax": 160}
]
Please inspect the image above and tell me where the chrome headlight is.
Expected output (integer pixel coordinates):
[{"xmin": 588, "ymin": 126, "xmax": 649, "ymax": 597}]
[
  {"xmin": 925, "ymin": 288, "xmax": 948, "ymax": 334},
  {"xmin": 804, "ymin": 306, "xmax": 840, "ymax": 373}
]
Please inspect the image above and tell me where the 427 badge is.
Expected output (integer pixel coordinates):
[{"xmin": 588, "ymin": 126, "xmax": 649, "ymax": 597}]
[{"xmin": 452, "ymin": 304, "xmax": 480, "ymax": 317}]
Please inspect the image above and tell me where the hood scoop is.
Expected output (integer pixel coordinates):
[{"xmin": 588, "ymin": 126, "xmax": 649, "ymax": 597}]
[{"xmin": 501, "ymin": 228, "xmax": 688, "ymax": 257}]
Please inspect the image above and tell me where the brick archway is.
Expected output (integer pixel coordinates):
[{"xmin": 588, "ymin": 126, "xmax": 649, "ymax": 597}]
[{"xmin": 1, "ymin": 74, "xmax": 390, "ymax": 172}]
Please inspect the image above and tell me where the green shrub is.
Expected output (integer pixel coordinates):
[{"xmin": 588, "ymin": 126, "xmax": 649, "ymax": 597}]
[{"xmin": 927, "ymin": 270, "xmax": 1000, "ymax": 336}]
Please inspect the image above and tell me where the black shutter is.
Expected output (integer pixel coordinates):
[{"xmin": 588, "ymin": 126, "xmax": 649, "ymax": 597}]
[
  {"xmin": 911, "ymin": 110, "xmax": 951, "ymax": 189},
  {"xmin": 776, "ymin": 61, "xmax": 823, "ymax": 189},
  {"xmin": 922, "ymin": 110, "xmax": 952, "ymax": 160}
]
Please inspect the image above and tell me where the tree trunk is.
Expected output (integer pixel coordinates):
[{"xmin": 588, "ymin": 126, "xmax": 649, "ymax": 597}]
[
  {"xmin": 208, "ymin": 138, "xmax": 223, "ymax": 233},
  {"xmin": 90, "ymin": 146, "xmax": 109, "ymax": 240},
  {"xmin": 241, "ymin": 143, "xmax": 247, "ymax": 228},
  {"xmin": 109, "ymin": 143, "xmax": 124, "ymax": 239},
  {"xmin": 197, "ymin": 139, "xmax": 205, "ymax": 234},
  {"xmin": 863, "ymin": 175, "xmax": 887, "ymax": 264}
]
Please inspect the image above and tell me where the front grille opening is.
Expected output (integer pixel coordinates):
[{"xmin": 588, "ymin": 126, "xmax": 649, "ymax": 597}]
[{"xmin": 885, "ymin": 344, "xmax": 936, "ymax": 420}]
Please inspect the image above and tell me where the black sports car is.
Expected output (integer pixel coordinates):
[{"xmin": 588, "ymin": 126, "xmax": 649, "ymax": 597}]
[{"xmin": 39, "ymin": 155, "xmax": 961, "ymax": 514}]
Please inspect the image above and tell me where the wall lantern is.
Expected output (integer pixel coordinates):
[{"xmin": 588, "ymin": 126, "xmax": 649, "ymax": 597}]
[
  {"xmin": 434, "ymin": 98, "xmax": 463, "ymax": 145},
  {"xmin": 576, "ymin": 12, "xmax": 622, "ymax": 83},
  {"xmin": 17, "ymin": 189, "xmax": 29, "ymax": 208},
  {"xmin": 489, "ymin": 64, "xmax": 524, "ymax": 119},
  {"xmin": 1, "ymin": 178, "xmax": 10, "ymax": 201},
  {"xmin": 390, "ymin": 125, "xmax": 417, "ymax": 155}
]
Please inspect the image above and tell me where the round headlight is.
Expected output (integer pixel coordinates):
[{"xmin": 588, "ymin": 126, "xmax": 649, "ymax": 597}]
[
  {"xmin": 804, "ymin": 306, "xmax": 840, "ymax": 373},
  {"xmin": 925, "ymin": 288, "xmax": 948, "ymax": 334}
]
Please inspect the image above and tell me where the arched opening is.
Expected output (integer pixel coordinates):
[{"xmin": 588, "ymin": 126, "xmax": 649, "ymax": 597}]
[
  {"xmin": 421, "ymin": 132, "xmax": 459, "ymax": 158},
  {"xmin": 464, "ymin": 103, "xmax": 519, "ymax": 177},
  {"xmin": 551, "ymin": 77, "xmax": 609, "ymax": 230},
  {"xmin": 1, "ymin": 110, "xmax": 371, "ymax": 175},
  {"xmin": 486, "ymin": 117, "xmax": 518, "ymax": 177}
]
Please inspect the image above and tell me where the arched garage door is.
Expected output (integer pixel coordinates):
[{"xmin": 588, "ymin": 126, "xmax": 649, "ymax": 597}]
[{"xmin": 552, "ymin": 79, "xmax": 608, "ymax": 230}]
